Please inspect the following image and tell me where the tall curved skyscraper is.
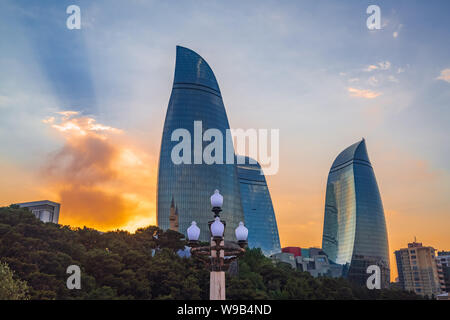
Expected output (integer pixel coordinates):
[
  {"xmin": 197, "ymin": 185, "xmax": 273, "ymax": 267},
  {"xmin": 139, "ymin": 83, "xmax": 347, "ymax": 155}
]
[
  {"xmin": 237, "ymin": 156, "xmax": 281, "ymax": 256},
  {"xmin": 157, "ymin": 46, "xmax": 244, "ymax": 241},
  {"xmin": 321, "ymin": 139, "xmax": 390, "ymax": 287}
]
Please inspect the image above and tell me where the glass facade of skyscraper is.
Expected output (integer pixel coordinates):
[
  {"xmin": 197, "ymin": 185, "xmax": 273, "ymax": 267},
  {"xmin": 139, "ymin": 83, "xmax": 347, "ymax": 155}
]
[
  {"xmin": 157, "ymin": 46, "xmax": 244, "ymax": 241},
  {"xmin": 321, "ymin": 139, "xmax": 390, "ymax": 287},
  {"xmin": 237, "ymin": 157, "xmax": 281, "ymax": 256}
]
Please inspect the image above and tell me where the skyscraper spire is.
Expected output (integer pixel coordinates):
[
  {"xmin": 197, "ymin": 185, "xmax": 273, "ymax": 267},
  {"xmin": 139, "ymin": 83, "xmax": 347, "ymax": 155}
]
[{"xmin": 169, "ymin": 198, "xmax": 179, "ymax": 232}]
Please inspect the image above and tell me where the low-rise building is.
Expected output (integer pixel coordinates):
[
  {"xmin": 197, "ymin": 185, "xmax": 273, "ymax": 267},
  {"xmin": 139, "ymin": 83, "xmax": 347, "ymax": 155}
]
[
  {"xmin": 436, "ymin": 292, "xmax": 449, "ymax": 300},
  {"xmin": 271, "ymin": 247, "xmax": 343, "ymax": 278},
  {"xmin": 296, "ymin": 253, "xmax": 343, "ymax": 278},
  {"xmin": 16, "ymin": 200, "xmax": 60, "ymax": 224},
  {"xmin": 270, "ymin": 252, "xmax": 297, "ymax": 269},
  {"xmin": 282, "ymin": 247, "xmax": 301, "ymax": 257}
]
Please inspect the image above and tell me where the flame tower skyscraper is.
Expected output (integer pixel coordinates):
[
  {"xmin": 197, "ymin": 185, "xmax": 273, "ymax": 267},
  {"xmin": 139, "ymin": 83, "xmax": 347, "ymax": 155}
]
[
  {"xmin": 157, "ymin": 46, "xmax": 244, "ymax": 241},
  {"xmin": 321, "ymin": 139, "xmax": 390, "ymax": 287}
]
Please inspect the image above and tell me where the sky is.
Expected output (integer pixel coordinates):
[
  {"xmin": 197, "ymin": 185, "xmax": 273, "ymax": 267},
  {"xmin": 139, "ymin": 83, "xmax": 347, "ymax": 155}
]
[{"xmin": 1, "ymin": 0, "xmax": 449, "ymax": 280}]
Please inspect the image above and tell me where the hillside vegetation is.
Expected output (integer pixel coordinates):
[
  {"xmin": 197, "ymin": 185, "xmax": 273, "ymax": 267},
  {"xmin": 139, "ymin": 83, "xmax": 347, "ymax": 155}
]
[{"xmin": 0, "ymin": 206, "xmax": 421, "ymax": 300}]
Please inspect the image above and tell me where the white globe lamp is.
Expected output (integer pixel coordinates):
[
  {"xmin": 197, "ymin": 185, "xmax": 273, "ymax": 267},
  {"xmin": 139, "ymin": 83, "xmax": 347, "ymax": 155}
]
[
  {"xmin": 210, "ymin": 189, "xmax": 223, "ymax": 208},
  {"xmin": 187, "ymin": 221, "xmax": 200, "ymax": 241},
  {"xmin": 210, "ymin": 217, "xmax": 224, "ymax": 238}
]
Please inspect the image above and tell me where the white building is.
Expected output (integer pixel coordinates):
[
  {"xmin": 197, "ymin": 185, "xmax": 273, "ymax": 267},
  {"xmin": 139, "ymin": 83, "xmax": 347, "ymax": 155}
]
[
  {"xmin": 270, "ymin": 249, "xmax": 343, "ymax": 278},
  {"xmin": 16, "ymin": 200, "xmax": 60, "ymax": 224}
]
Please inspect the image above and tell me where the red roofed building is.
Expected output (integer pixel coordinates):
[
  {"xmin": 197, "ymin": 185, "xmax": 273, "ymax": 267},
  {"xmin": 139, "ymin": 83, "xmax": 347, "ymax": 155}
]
[{"xmin": 282, "ymin": 247, "xmax": 302, "ymax": 257}]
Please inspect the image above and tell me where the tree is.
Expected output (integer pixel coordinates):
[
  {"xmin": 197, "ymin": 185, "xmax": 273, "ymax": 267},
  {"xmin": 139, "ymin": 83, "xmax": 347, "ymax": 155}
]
[
  {"xmin": 0, "ymin": 261, "xmax": 29, "ymax": 300},
  {"xmin": 0, "ymin": 205, "xmax": 425, "ymax": 300}
]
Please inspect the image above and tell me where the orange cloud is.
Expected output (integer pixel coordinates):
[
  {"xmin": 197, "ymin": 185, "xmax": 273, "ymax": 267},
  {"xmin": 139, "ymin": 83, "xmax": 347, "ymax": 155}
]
[
  {"xmin": 58, "ymin": 186, "xmax": 136, "ymax": 230},
  {"xmin": 42, "ymin": 111, "xmax": 157, "ymax": 232},
  {"xmin": 43, "ymin": 113, "xmax": 122, "ymax": 137},
  {"xmin": 44, "ymin": 135, "xmax": 119, "ymax": 185},
  {"xmin": 364, "ymin": 65, "xmax": 378, "ymax": 72},
  {"xmin": 348, "ymin": 87, "xmax": 382, "ymax": 99},
  {"xmin": 437, "ymin": 68, "xmax": 450, "ymax": 83}
]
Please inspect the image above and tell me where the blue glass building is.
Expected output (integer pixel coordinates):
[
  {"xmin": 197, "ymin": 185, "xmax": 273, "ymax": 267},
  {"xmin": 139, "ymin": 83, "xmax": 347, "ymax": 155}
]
[
  {"xmin": 237, "ymin": 157, "xmax": 281, "ymax": 256},
  {"xmin": 321, "ymin": 139, "xmax": 390, "ymax": 287},
  {"xmin": 157, "ymin": 46, "xmax": 244, "ymax": 241}
]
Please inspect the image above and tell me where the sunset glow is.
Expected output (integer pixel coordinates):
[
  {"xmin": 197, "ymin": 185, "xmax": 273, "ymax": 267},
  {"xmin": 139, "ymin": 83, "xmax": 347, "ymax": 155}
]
[{"xmin": 1, "ymin": 0, "xmax": 449, "ymax": 284}]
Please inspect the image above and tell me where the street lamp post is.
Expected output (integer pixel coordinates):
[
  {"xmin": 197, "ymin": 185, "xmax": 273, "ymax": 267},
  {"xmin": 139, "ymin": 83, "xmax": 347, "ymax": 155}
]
[{"xmin": 187, "ymin": 189, "xmax": 248, "ymax": 300}]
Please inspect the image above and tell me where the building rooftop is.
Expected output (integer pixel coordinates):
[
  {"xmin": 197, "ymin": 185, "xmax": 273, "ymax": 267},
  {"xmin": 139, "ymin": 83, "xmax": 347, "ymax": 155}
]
[
  {"xmin": 330, "ymin": 138, "xmax": 371, "ymax": 170},
  {"xmin": 16, "ymin": 200, "xmax": 60, "ymax": 208},
  {"xmin": 173, "ymin": 46, "xmax": 221, "ymax": 94}
]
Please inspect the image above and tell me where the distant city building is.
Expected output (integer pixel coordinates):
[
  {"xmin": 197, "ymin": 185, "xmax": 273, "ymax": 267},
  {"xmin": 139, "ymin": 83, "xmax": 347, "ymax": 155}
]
[
  {"xmin": 177, "ymin": 246, "xmax": 191, "ymax": 258},
  {"xmin": 157, "ymin": 46, "xmax": 244, "ymax": 241},
  {"xmin": 282, "ymin": 247, "xmax": 302, "ymax": 257},
  {"xmin": 16, "ymin": 200, "xmax": 60, "ymax": 224},
  {"xmin": 395, "ymin": 241, "xmax": 442, "ymax": 297},
  {"xmin": 321, "ymin": 139, "xmax": 390, "ymax": 288},
  {"xmin": 296, "ymin": 252, "xmax": 343, "ymax": 278},
  {"xmin": 270, "ymin": 252, "xmax": 297, "ymax": 269},
  {"xmin": 169, "ymin": 197, "xmax": 179, "ymax": 232},
  {"xmin": 302, "ymin": 247, "xmax": 323, "ymax": 258},
  {"xmin": 271, "ymin": 248, "xmax": 343, "ymax": 278},
  {"xmin": 436, "ymin": 255, "xmax": 447, "ymax": 293},
  {"xmin": 436, "ymin": 292, "xmax": 449, "ymax": 301},
  {"xmin": 437, "ymin": 251, "xmax": 450, "ymax": 293},
  {"xmin": 237, "ymin": 157, "xmax": 281, "ymax": 256}
]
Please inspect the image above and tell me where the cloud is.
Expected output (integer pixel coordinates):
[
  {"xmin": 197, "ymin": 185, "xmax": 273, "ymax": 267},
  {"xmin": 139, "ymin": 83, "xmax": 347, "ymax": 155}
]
[
  {"xmin": 364, "ymin": 61, "xmax": 391, "ymax": 72},
  {"xmin": 58, "ymin": 186, "xmax": 136, "ymax": 230},
  {"xmin": 437, "ymin": 68, "xmax": 450, "ymax": 83},
  {"xmin": 348, "ymin": 87, "xmax": 382, "ymax": 99},
  {"xmin": 378, "ymin": 61, "xmax": 391, "ymax": 70},
  {"xmin": 364, "ymin": 65, "xmax": 378, "ymax": 72},
  {"xmin": 368, "ymin": 76, "xmax": 379, "ymax": 86},
  {"xmin": 58, "ymin": 111, "xmax": 80, "ymax": 119},
  {"xmin": 41, "ymin": 112, "xmax": 157, "ymax": 231},
  {"xmin": 44, "ymin": 111, "xmax": 122, "ymax": 137},
  {"xmin": 388, "ymin": 75, "xmax": 399, "ymax": 83},
  {"xmin": 343, "ymin": 61, "xmax": 399, "ymax": 92},
  {"xmin": 392, "ymin": 24, "xmax": 403, "ymax": 39},
  {"xmin": 44, "ymin": 134, "xmax": 119, "ymax": 186}
]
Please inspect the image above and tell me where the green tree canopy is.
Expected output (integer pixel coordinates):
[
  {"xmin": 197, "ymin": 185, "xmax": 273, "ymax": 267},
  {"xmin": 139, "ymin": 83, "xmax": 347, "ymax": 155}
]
[
  {"xmin": 0, "ymin": 206, "xmax": 423, "ymax": 300},
  {"xmin": 0, "ymin": 261, "xmax": 29, "ymax": 300}
]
